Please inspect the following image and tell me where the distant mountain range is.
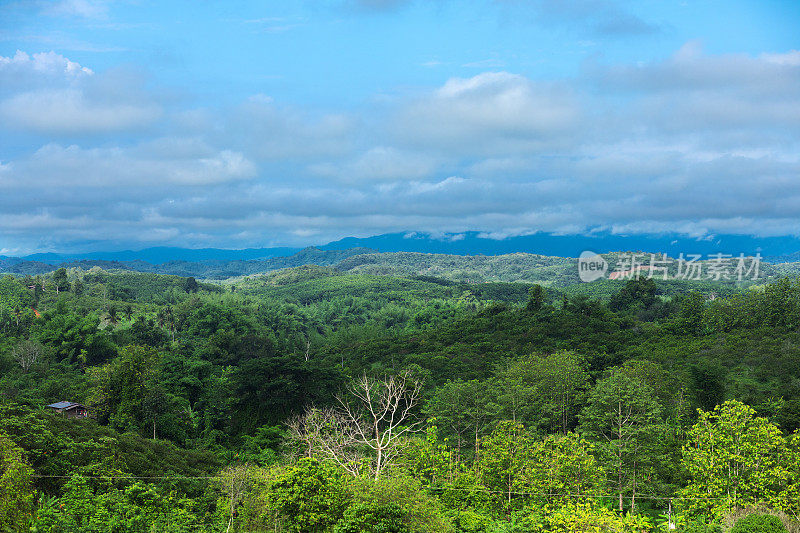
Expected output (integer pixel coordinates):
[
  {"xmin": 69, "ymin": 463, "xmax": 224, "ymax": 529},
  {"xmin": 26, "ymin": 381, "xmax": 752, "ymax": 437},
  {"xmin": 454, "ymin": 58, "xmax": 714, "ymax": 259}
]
[
  {"xmin": 11, "ymin": 245, "xmax": 299, "ymax": 265},
  {"xmin": 0, "ymin": 248, "xmax": 376, "ymax": 278},
  {"xmin": 319, "ymin": 231, "xmax": 800, "ymax": 260},
  {"xmin": 2, "ymin": 231, "xmax": 799, "ymax": 278}
]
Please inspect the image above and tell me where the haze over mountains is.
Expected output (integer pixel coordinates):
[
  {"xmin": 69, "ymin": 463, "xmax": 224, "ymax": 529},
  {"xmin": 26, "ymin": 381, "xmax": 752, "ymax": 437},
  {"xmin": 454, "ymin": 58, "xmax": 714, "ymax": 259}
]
[{"xmin": 2, "ymin": 231, "xmax": 799, "ymax": 279}]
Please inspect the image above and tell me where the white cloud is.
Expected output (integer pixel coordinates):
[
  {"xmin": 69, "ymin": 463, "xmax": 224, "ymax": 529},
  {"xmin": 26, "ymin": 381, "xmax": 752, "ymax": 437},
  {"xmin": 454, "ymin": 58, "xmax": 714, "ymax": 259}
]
[
  {"xmin": 760, "ymin": 50, "xmax": 800, "ymax": 66},
  {"xmin": 0, "ymin": 51, "xmax": 165, "ymax": 134},
  {"xmin": 395, "ymin": 71, "xmax": 580, "ymax": 155},
  {"xmin": 0, "ymin": 50, "xmax": 93, "ymax": 76},
  {"xmin": 223, "ymin": 97, "xmax": 355, "ymax": 160},
  {"xmin": 0, "ymin": 88, "xmax": 161, "ymax": 134},
  {"xmin": 6, "ymin": 142, "xmax": 256, "ymax": 190},
  {"xmin": 2, "ymin": 41, "xmax": 800, "ymax": 251},
  {"xmin": 311, "ymin": 146, "xmax": 439, "ymax": 181}
]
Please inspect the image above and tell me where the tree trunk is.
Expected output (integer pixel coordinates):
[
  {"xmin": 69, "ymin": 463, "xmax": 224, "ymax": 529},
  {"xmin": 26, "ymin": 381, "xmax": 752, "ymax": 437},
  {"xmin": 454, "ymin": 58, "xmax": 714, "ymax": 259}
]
[{"xmin": 375, "ymin": 446, "xmax": 383, "ymax": 480}]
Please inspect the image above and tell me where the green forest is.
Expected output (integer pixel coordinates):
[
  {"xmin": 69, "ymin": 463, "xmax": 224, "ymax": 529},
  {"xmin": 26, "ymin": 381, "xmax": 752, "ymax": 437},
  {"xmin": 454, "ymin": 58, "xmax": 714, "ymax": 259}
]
[{"xmin": 2, "ymin": 261, "xmax": 800, "ymax": 532}]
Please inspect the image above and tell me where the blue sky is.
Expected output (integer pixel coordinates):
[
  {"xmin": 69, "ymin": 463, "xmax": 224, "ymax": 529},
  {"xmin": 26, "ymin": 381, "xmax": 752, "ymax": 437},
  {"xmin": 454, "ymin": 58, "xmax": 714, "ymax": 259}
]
[{"xmin": 1, "ymin": 0, "xmax": 799, "ymax": 254}]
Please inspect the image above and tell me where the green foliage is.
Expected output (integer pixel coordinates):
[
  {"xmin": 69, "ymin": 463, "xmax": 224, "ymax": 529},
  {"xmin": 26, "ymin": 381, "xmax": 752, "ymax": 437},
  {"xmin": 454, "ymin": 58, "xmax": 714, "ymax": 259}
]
[
  {"xmin": 544, "ymin": 501, "xmax": 653, "ymax": 533},
  {"xmin": 0, "ymin": 433, "xmax": 35, "ymax": 532},
  {"xmin": 731, "ymin": 514, "xmax": 789, "ymax": 533},
  {"xmin": 0, "ymin": 404, "xmax": 219, "ymax": 498},
  {"xmin": 425, "ymin": 379, "xmax": 500, "ymax": 460},
  {"xmin": 609, "ymin": 277, "xmax": 658, "ymax": 312},
  {"xmin": 270, "ymin": 458, "xmax": 350, "ymax": 532},
  {"xmin": 525, "ymin": 284, "xmax": 545, "ymax": 312},
  {"xmin": 34, "ymin": 475, "xmax": 208, "ymax": 533},
  {"xmin": 345, "ymin": 475, "xmax": 454, "ymax": 533},
  {"xmin": 680, "ymin": 400, "xmax": 789, "ymax": 520},
  {"xmin": 1, "ymin": 257, "xmax": 800, "ymax": 531},
  {"xmin": 680, "ymin": 520, "xmax": 723, "ymax": 533},
  {"xmin": 334, "ymin": 502, "xmax": 409, "ymax": 533},
  {"xmin": 495, "ymin": 350, "xmax": 589, "ymax": 434},
  {"xmin": 579, "ymin": 366, "xmax": 663, "ymax": 511},
  {"xmin": 525, "ymin": 432, "xmax": 605, "ymax": 507}
]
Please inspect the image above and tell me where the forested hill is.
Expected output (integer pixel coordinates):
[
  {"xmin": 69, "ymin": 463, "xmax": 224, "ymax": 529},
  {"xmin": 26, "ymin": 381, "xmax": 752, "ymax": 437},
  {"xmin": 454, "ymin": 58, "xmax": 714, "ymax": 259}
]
[
  {"xmin": 3, "ymin": 246, "xmax": 798, "ymax": 284},
  {"xmin": 2, "ymin": 264, "xmax": 800, "ymax": 531},
  {"xmin": 0, "ymin": 247, "xmax": 377, "ymax": 278}
]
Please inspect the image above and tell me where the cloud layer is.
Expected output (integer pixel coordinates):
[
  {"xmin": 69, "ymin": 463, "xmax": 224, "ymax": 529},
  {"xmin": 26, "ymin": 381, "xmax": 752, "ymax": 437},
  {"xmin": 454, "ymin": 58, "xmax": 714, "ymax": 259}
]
[{"xmin": 1, "ymin": 42, "xmax": 799, "ymax": 254}]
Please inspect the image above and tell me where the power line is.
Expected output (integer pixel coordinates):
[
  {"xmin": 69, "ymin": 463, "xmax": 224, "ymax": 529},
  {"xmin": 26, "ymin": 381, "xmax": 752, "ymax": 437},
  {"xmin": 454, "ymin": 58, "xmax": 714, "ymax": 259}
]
[
  {"xmin": 32, "ymin": 474, "xmax": 215, "ymax": 480},
  {"xmin": 31, "ymin": 473, "xmax": 745, "ymax": 502}
]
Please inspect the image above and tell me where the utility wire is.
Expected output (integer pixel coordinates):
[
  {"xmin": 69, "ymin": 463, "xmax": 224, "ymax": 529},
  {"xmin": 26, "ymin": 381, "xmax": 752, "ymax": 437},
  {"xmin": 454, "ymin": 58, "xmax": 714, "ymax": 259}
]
[{"xmin": 31, "ymin": 473, "xmax": 744, "ymax": 501}]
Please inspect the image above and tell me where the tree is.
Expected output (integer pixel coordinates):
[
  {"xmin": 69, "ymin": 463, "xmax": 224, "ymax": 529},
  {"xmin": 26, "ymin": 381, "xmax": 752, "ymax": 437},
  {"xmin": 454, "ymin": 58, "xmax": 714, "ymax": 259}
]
[
  {"xmin": 71, "ymin": 277, "xmax": 84, "ymax": 296},
  {"xmin": 290, "ymin": 372, "xmax": 424, "ymax": 480},
  {"xmin": 477, "ymin": 421, "xmax": 533, "ymax": 515},
  {"xmin": 184, "ymin": 277, "xmax": 199, "ymax": 293},
  {"xmin": 425, "ymin": 379, "xmax": 499, "ymax": 462},
  {"xmin": 12, "ymin": 340, "xmax": 45, "ymax": 372},
  {"xmin": 219, "ymin": 464, "xmax": 253, "ymax": 533},
  {"xmin": 781, "ymin": 429, "xmax": 800, "ymax": 520},
  {"xmin": 476, "ymin": 424, "xmax": 605, "ymax": 517},
  {"xmin": 0, "ymin": 433, "xmax": 35, "ymax": 531},
  {"xmin": 334, "ymin": 502, "xmax": 409, "ymax": 533},
  {"xmin": 496, "ymin": 351, "xmax": 589, "ymax": 434},
  {"xmin": 86, "ymin": 345, "xmax": 162, "ymax": 434},
  {"xmin": 525, "ymin": 284, "xmax": 545, "ymax": 312},
  {"xmin": 680, "ymin": 400, "xmax": 789, "ymax": 520},
  {"xmin": 676, "ymin": 290, "xmax": 706, "ymax": 335},
  {"xmin": 609, "ymin": 277, "xmax": 657, "ymax": 313},
  {"xmin": 106, "ymin": 306, "xmax": 119, "ymax": 325},
  {"xmin": 52, "ymin": 267, "xmax": 68, "ymax": 295},
  {"xmin": 157, "ymin": 305, "xmax": 176, "ymax": 342},
  {"xmin": 526, "ymin": 432, "xmax": 605, "ymax": 508},
  {"xmin": 233, "ymin": 349, "xmax": 341, "ymax": 430},
  {"xmin": 343, "ymin": 474, "xmax": 453, "ymax": 533},
  {"xmin": 493, "ymin": 363, "xmax": 538, "ymax": 428},
  {"xmin": 579, "ymin": 367, "xmax": 663, "ymax": 512}
]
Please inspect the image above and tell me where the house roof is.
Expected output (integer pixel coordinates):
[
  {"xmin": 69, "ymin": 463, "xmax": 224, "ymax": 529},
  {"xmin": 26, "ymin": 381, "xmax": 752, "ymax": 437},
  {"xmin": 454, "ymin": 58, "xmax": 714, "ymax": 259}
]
[{"xmin": 47, "ymin": 401, "xmax": 84, "ymax": 410}]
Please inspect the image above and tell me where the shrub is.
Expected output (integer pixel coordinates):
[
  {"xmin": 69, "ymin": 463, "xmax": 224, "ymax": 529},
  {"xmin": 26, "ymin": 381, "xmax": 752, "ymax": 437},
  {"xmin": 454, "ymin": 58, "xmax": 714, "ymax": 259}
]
[
  {"xmin": 731, "ymin": 514, "xmax": 788, "ymax": 533},
  {"xmin": 680, "ymin": 520, "xmax": 723, "ymax": 533},
  {"xmin": 270, "ymin": 459, "xmax": 351, "ymax": 533},
  {"xmin": 334, "ymin": 502, "xmax": 409, "ymax": 533},
  {"xmin": 346, "ymin": 474, "xmax": 453, "ymax": 533}
]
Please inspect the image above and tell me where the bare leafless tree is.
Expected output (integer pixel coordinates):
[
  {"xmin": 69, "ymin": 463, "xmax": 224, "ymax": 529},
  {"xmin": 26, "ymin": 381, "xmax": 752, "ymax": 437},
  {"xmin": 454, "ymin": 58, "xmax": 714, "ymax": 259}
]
[
  {"xmin": 288, "ymin": 371, "xmax": 423, "ymax": 480},
  {"xmin": 288, "ymin": 406, "xmax": 366, "ymax": 477},
  {"xmin": 12, "ymin": 340, "xmax": 44, "ymax": 372}
]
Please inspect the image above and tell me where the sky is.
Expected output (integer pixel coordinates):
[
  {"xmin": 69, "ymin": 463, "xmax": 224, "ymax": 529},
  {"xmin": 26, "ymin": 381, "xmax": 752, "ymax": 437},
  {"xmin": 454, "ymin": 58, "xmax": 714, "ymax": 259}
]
[{"xmin": 0, "ymin": 0, "xmax": 799, "ymax": 254}]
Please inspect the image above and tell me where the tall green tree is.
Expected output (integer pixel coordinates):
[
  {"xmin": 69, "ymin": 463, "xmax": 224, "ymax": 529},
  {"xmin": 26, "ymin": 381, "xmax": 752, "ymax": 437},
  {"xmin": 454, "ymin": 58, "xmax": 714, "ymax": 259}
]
[
  {"xmin": 579, "ymin": 367, "xmax": 663, "ymax": 512},
  {"xmin": 425, "ymin": 379, "xmax": 499, "ymax": 461},
  {"xmin": 477, "ymin": 421, "xmax": 533, "ymax": 516},
  {"xmin": 496, "ymin": 351, "xmax": 589, "ymax": 434},
  {"xmin": 52, "ymin": 267, "xmax": 68, "ymax": 294},
  {"xmin": 680, "ymin": 400, "xmax": 789, "ymax": 520}
]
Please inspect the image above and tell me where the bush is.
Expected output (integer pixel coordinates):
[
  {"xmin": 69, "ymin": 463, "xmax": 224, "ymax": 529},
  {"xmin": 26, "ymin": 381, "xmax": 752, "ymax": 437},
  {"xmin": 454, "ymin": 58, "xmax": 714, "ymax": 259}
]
[
  {"xmin": 731, "ymin": 514, "xmax": 788, "ymax": 533},
  {"xmin": 681, "ymin": 520, "xmax": 723, "ymax": 533},
  {"xmin": 334, "ymin": 502, "xmax": 409, "ymax": 533},
  {"xmin": 270, "ymin": 459, "xmax": 350, "ymax": 533},
  {"xmin": 346, "ymin": 475, "xmax": 453, "ymax": 533}
]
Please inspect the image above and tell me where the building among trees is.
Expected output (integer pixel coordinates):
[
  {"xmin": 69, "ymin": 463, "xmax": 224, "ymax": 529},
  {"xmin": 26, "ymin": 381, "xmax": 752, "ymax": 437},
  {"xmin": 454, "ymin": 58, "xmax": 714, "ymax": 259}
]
[{"xmin": 46, "ymin": 401, "xmax": 89, "ymax": 419}]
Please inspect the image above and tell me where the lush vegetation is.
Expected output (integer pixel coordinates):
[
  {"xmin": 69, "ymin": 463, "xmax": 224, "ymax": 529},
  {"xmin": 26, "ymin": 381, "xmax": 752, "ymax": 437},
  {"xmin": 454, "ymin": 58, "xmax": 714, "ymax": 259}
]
[
  {"xmin": 4, "ymin": 246, "xmax": 794, "ymax": 284},
  {"xmin": 1, "ymin": 262, "xmax": 800, "ymax": 532}
]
